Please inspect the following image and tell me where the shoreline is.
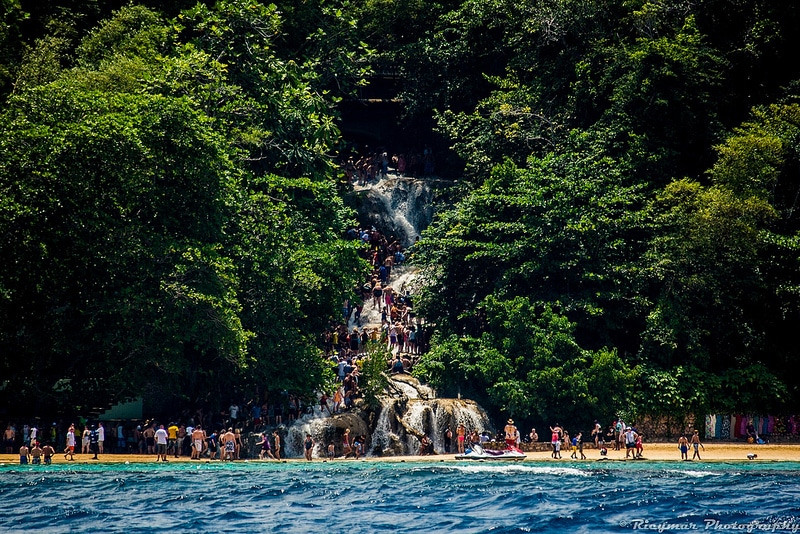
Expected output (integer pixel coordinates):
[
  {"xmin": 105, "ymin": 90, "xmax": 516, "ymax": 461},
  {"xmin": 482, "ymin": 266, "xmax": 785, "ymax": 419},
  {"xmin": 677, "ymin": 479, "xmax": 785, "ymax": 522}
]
[{"xmin": 2, "ymin": 442, "xmax": 798, "ymax": 465}]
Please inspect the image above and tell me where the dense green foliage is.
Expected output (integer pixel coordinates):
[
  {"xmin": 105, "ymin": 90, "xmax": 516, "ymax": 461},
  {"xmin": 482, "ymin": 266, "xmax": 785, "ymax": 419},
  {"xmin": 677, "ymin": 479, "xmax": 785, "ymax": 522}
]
[
  {"xmin": 2, "ymin": 0, "xmax": 800, "ymax": 430},
  {"xmin": 0, "ymin": 1, "xmax": 368, "ymax": 415},
  {"xmin": 404, "ymin": 0, "xmax": 800, "ymax": 430}
]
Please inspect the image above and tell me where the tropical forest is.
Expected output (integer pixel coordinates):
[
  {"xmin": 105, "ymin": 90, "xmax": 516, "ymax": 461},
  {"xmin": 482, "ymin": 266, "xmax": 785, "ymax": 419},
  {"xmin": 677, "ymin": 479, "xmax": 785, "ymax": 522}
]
[{"xmin": 2, "ymin": 0, "xmax": 800, "ymax": 435}]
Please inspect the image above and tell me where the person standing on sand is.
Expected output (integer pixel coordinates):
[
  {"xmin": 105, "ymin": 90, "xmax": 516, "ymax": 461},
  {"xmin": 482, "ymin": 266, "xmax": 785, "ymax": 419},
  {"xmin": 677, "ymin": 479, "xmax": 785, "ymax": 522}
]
[
  {"xmin": 304, "ymin": 434, "xmax": 314, "ymax": 461},
  {"xmin": 19, "ymin": 443, "xmax": 30, "ymax": 465},
  {"xmin": 42, "ymin": 442, "xmax": 55, "ymax": 464},
  {"xmin": 167, "ymin": 422, "xmax": 179, "ymax": 457},
  {"xmin": 678, "ymin": 434, "xmax": 689, "ymax": 460},
  {"xmin": 118, "ymin": 423, "xmax": 127, "ymax": 453},
  {"xmin": 89, "ymin": 425, "xmax": 99, "ymax": 459},
  {"xmin": 504, "ymin": 419, "xmax": 518, "ymax": 449},
  {"xmin": 81, "ymin": 425, "xmax": 90, "ymax": 454},
  {"xmin": 143, "ymin": 424, "xmax": 155, "ymax": 455},
  {"xmin": 3, "ymin": 424, "xmax": 15, "ymax": 454},
  {"xmin": 64, "ymin": 424, "xmax": 76, "ymax": 461},
  {"xmin": 691, "ymin": 430, "xmax": 704, "ymax": 460},
  {"xmin": 353, "ymin": 435, "xmax": 365, "ymax": 459},
  {"xmin": 154, "ymin": 424, "xmax": 168, "ymax": 462},
  {"xmin": 592, "ymin": 421, "xmax": 602, "ymax": 448},
  {"xmin": 30, "ymin": 442, "xmax": 42, "ymax": 465},
  {"xmin": 342, "ymin": 428, "xmax": 352, "ymax": 458},
  {"xmin": 273, "ymin": 430, "xmax": 281, "ymax": 460},
  {"xmin": 222, "ymin": 428, "xmax": 236, "ymax": 461},
  {"xmin": 97, "ymin": 422, "xmax": 105, "ymax": 454},
  {"xmin": 191, "ymin": 426, "xmax": 205, "ymax": 459},
  {"xmin": 623, "ymin": 427, "xmax": 638, "ymax": 459},
  {"xmin": 550, "ymin": 424, "xmax": 563, "ymax": 459},
  {"xmin": 457, "ymin": 424, "xmax": 466, "ymax": 454}
]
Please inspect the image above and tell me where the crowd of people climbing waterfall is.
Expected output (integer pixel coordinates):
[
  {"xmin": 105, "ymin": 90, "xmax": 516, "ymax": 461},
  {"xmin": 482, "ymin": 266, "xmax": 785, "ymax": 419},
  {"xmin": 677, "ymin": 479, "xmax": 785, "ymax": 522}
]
[{"xmin": 0, "ymin": 175, "xmax": 437, "ymax": 462}]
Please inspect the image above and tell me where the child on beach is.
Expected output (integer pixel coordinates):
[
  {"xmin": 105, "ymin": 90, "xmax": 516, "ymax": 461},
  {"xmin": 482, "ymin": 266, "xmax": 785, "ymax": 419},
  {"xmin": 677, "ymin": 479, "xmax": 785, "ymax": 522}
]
[{"xmin": 577, "ymin": 432, "xmax": 586, "ymax": 460}]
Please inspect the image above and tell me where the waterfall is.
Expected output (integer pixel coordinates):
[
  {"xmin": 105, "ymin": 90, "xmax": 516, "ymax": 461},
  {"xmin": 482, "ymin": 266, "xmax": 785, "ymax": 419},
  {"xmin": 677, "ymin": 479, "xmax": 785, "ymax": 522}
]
[
  {"xmin": 374, "ymin": 374, "xmax": 492, "ymax": 456},
  {"xmin": 356, "ymin": 264, "xmax": 423, "ymax": 330},
  {"xmin": 274, "ymin": 176, "xmax": 490, "ymax": 458},
  {"xmin": 281, "ymin": 376, "xmax": 492, "ymax": 458},
  {"xmin": 352, "ymin": 176, "xmax": 438, "ymax": 247},
  {"xmin": 395, "ymin": 398, "xmax": 492, "ymax": 455},
  {"xmin": 285, "ymin": 410, "xmax": 328, "ymax": 458}
]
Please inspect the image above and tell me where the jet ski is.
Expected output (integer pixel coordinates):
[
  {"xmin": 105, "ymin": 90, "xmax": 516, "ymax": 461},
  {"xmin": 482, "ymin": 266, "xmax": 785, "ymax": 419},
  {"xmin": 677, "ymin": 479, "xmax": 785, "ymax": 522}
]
[{"xmin": 455, "ymin": 443, "xmax": 526, "ymax": 461}]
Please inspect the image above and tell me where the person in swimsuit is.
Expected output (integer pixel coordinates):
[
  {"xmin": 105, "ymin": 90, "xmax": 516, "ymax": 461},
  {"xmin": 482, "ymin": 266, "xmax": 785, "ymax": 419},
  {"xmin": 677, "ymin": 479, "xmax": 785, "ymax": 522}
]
[
  {"xmin": 273, "ymin": 430, "xmax": 281, "ymax": 460},
  {"xmin": 353, "ymin": 435, "xmax": 364, "ymax": 459},
  {"xmin": 222, "ymin": 428, "xmax": 236, "ymax": 461},
  {"xmin": 456, "ymin": 424, "xmax": 466, "ymax": 454},
  {"xmin": 592, "ymin": 421, "xmax": 602, "ymax": 448},
  {"xmin": 42, "ymin": 443, "xmax": 55, "ymax": 464},
  {"xmin": 234, "ymin": 428, "xmax": 243, "ymax": 460},
  {"xmin": 504, "ymin": 419, "xmax": 518, "ymax": 449},
  {"xmin": 81, "ymin": 426, "xmax": 90, "ymax": 454},
  {"xmin": 678, "ymin": 434, "xmax": 689, "ymax": 460},
  {"xmin": 342, "ymin": 428, "xmax": 352, "ymax": 458},
  {"xmin": 304, "ymin": 434, "xmax": 314, "ymax": 461},
  {"xmin": 257, "ymin": 433, "xmax": 275, "ymax": 460},
  {"xmin": 30, "ymin": 442, "xmax": 42, "ymax": 465},
  {"xmin": 690, "ymin": 430, "xmax": 704, "ymax": 460},
  {"xmin": 191, "ymin": 426, "xmax": 205, "ymax": 459}
]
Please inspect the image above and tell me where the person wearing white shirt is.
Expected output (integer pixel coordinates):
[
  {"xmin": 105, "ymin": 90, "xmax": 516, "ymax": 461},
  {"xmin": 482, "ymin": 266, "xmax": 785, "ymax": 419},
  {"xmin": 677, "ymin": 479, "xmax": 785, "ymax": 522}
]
[
  {"xmin": 97, "ymin": 422, "xmax": 105, "ymax": 454},
  {"xmin": 154, "ymin": 424, "xmax": 169, "ymax": 462}
]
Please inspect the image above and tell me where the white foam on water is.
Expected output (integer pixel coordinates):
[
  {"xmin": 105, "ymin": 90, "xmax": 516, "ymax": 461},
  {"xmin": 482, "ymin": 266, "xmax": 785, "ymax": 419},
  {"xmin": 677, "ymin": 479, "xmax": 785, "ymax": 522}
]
[
  {"xmin": 447, "ymin": 463, "xmax": 591, "ymax": 477},
  {"xmin": 664, "ymin": 468, "xmax": 723, "ymax": 478}
]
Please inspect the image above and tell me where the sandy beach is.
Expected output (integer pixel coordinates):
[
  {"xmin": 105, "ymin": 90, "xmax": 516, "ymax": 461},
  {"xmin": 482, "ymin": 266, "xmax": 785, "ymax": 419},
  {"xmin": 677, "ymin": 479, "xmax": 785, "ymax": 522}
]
[{"xmin": 2, "ymin": 442, "xmax": 798, "ymax": 465}]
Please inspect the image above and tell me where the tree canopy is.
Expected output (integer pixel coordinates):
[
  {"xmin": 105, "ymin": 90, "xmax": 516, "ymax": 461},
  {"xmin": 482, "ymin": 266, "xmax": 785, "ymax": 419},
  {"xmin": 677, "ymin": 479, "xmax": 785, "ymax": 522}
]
[
  {"xmin": 2, "ymin": 0, "xmax": 800, "ymax": 429},
  {"xmin": 404, "ymin": 0, "xmax": 800, "ymax": 430},
  {"xmin": 0, "ymin": 1, "xmax": 367, "ymax": 416}
]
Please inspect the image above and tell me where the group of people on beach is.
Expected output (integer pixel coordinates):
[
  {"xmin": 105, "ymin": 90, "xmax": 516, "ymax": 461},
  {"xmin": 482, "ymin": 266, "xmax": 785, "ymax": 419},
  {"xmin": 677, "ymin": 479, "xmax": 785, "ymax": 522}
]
[
  {"xmin": 431, "ymin": 415, "xmax": 712, "ymax": 462},
  {"xmin": 4, "ymin": 421, "xmax": 102, "ymax": 465},
  {"xmin": 2, "ymin": 410, "xmax": 282, "ymax": 463}
]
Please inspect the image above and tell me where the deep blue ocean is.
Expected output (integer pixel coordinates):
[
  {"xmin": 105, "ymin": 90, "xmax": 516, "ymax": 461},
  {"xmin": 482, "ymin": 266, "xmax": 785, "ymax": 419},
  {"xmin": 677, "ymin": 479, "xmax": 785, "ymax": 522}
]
[{"xmin": 2, "ymin": 459, "xmax": 799, "ymax": 533}]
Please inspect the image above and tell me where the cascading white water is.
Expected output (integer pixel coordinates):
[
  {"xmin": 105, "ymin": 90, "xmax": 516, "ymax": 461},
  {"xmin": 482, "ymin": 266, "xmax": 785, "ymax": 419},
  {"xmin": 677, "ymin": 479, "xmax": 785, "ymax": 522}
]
[
  {"xmin": 398, "ymin": 398, "xmax": 492, "ymax": 455},
  {"xmin": 353, "ymin": 177, "xmax": 435, "ymax": 248},
  {"xmin": 275, "ymin": 176, "xmax": 491, "ymax": 458},
  {"xmin": 372, "ymin": 374, "xmax": 493, "ymax": 456},
  {"xmin": 356, "ymin": 264, "xmax": 422, "ymax": 330},
  {"xmin": 371, "ymin": 405, "xmax": 398, "ymax": 453},
  {"xmin": 285, "ymin": 409, "xmax": 328, "ymax": 458},
  {"xmin": 282, "ymin": 376, "xmax": 493, "ymax": 458}
]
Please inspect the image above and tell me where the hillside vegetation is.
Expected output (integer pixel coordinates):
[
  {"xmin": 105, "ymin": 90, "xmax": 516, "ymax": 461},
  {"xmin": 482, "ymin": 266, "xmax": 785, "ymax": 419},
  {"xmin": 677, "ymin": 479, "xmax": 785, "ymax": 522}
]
[{"xmin": 1, "ymin": 1, "xmax": 799, "ymax": 430}]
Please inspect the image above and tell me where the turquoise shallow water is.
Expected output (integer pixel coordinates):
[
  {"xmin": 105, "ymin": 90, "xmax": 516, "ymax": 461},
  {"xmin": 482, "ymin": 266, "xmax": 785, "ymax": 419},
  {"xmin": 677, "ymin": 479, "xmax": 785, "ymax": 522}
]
[{"xmin": 2, "ymin": 460, "xmax": 800, "ymax": 533}]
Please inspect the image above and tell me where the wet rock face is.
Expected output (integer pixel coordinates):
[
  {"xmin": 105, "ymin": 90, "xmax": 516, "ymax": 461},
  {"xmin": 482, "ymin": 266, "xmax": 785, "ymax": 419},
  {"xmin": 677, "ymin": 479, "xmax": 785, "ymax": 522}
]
[
  {"xmin": 352, "ymin": 177, "xmax": 435, "ymax": 248},
  {"xmin": 283, "ymin": 375, "xmax": 493, "ymax": 458},
  {"xmin": 371, "ymin": 375, "xmax": 492, "ymax": 456}
]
